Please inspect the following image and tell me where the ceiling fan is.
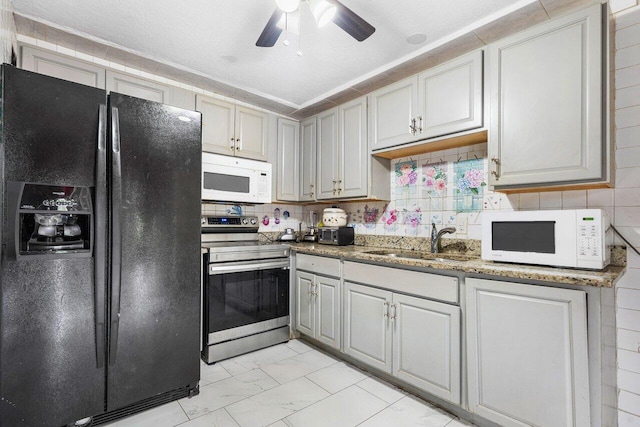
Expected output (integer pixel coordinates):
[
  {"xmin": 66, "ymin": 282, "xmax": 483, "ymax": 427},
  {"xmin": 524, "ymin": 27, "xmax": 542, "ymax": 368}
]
[{"xmin": 256, "ymin": 0, "xmax": 376, "ymax": 47}]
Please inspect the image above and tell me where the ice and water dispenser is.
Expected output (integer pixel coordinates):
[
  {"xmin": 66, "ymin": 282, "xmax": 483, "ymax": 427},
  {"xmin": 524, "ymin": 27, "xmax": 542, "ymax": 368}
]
[{"xmin": 10, "ymin": 183, "xmax": 93, "ymax": 259}]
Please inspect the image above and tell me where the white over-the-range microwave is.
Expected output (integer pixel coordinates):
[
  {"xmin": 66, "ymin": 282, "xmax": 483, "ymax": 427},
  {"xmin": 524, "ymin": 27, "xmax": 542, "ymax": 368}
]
[
  {"xmin": 482, "ymin": 209, "xmax": 612, "ymax": 270},
  {"xmin": 202, "ymin": 153, "xmax": 272, "ymax": 204}
]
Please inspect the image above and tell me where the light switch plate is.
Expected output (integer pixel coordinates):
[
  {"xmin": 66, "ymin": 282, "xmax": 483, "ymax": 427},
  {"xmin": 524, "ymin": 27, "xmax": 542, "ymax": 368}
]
[{"xmin": 456, "ymin": 213, "xmax": 468, "ymax": 234}]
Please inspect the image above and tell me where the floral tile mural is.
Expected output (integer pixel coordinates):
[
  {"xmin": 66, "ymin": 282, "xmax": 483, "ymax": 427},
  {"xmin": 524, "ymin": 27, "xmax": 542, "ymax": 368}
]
[
  {"xmin": 395, "ymin": 160, "xmax": 418, "ymax": 199},
  {"xmin": 381, "ymin": 206, "xmax": 399, "ymax": 232},
  {"xmin": 403, "ymin": 207, "xmax": 422, "ymax": 236},
  {"xmin": 421, "ymin": 160, "xmax": 449, "ymax": 211},
  {"xmin": 453, "ymin": 158, "xmax": 486, "ymax": 212},
  {"xmin": 422, "ymin": 161, "xmax": 447, "ymax": 195},
  {"xmin": 363, "ymin": 204, "xmax": 380, "ymax": 229}
]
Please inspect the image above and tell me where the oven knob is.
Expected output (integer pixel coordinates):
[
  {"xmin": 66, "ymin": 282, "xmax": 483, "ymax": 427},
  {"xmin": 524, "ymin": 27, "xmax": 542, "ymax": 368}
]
[
  {"xmin": 242, "ymin": 218, "xmax": 248, "ymax": 225},
  {"xmin": 250, "ymin": 218, "xmax": 257, "ymax": 225},
  {"xmin": 201, "ymin": 217, "xmax": 206, "ymax": 225}
]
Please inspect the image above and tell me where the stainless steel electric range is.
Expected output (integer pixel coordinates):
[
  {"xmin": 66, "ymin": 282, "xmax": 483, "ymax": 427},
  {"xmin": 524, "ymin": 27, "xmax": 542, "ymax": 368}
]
[{"xmin": 201, "ymin": 215, "xmax": 291, "ymax": 364}]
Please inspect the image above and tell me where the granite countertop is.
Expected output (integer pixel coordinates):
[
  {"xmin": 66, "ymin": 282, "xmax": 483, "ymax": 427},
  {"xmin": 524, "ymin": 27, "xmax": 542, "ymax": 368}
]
[{"xmin": 289, "ymin": 243, "xmax": 625, "ymax": 288}]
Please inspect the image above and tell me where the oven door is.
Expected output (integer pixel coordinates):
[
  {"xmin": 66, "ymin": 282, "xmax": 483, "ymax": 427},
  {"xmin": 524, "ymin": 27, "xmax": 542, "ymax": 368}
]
[{"xmin": 205, "ymin": 258, "xmax": 290, "ymax": 345}]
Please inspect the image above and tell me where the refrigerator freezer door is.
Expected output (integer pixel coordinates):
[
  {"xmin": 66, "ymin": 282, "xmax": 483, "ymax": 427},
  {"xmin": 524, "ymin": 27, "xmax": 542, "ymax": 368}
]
[
  {"xmin": 0, "ymin": 66, "xmax": 107, "ymax": 425},
  {"xmin": 106, "ymin": 93, "xmax": 202, "ymax": 411}
]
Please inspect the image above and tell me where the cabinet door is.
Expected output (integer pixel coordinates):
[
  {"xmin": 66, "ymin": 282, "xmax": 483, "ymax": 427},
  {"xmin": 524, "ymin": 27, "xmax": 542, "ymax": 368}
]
[
  {"xmin": 489, "ymin": 4, "xmax": 603, "ymax": 188},
  {"xmin": 299, "ymin": 117, "xmax": 317, "ymax": 201},
  {"xmin": 369, "ymin": 76, "xmax": 419, "ymax": 151},
  {"xmin": 315, "ymin": 275, "xmax": 341, "ymax": 349},
  {"xmin": 197, "ymin": 95, "xmax": 236, "ymax": 156},
  {"xmin": 276, "ymin": 118, "xmax": 300, "ymax": 201},
  {"xmin": 295, "ymin": 271, "xmax": 315, "ymax": 337},
  {"xmin": 316, "ymin": 108, "xmax": 339, "ymax": 200},
  {"xmin": 392, "ymin": 294, "xmax": 461, "ymax": 404},
  {"xmin": 21, "ymin": 46, "xmax": 106, "ymax": 88},
  {"xmin": 418, "ymin": 50, "xmax": 483, "ymax": 139},
  {"xmin": 338, "ymin": 97, "xmax": 368, "ymax": 199},
  {"xmin": 235, "ymin": 106, "xmax": 268, "ymax": 161},
  {"xmin": 106, "ymin": 70, "xmax": 172, "ymax": 104},
  {"xmin": 466, "ymin": 278, "xmax": 590, "ymax": 427},
  {"xmin": 343, "ymin": 281, "xmax": 392, "ymax": 373}
]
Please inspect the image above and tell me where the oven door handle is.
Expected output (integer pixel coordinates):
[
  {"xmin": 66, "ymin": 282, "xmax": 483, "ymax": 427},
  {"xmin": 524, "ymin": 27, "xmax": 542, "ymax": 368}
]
[{"xmin": 209, "ymin": 259, "xmax": 290, "ymax": 275}]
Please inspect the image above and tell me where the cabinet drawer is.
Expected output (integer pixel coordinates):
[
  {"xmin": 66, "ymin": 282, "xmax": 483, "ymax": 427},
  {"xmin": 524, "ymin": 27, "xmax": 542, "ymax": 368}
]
[
  {"xmin": 343, "ymin": 261, "xmax": 458, "ymax": 303},
  {"xmin": 296, "ymin": 254, "xmax": 340, "ymax": 277}
]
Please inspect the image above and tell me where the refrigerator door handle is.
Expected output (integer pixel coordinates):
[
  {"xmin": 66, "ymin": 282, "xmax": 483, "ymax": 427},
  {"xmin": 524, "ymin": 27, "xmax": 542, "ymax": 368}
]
[
  {"xmin": 109, "ymin": 106, "xmax": 123, "ymax": 366},
  {"xmin": 95, "ymin": 104, "xmax": 108, "ymax": 369}
]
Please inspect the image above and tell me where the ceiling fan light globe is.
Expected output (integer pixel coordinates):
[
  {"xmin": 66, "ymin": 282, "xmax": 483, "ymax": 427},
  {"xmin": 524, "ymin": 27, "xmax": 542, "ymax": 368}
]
[
  {"xmin": 275, "ymin": 0, "xmax": 300, "ymax": 13},
  {"xmin": 308, "ymin": 0, "xmax": 336, "ymax": 27}
]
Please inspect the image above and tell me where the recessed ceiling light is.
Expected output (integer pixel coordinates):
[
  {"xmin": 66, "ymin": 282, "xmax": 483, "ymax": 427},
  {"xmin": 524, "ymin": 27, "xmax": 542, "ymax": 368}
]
[
  {"xmin": 406, "ymin": 33, "xmax": 427, "ymax": 45},
  {"xmin": 178, "ymin": 116, "xmax": 192, "ymax": 122}
]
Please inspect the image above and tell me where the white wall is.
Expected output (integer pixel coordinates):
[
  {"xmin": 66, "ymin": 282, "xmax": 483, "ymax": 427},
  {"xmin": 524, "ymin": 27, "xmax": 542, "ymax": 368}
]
[
  {"xmin": 613, "ymin": 4, "xmax": 640, "ymax": 425},
  {"xmin": 0, "ymin": 0, "xmax": 16, "ymax": 64}
]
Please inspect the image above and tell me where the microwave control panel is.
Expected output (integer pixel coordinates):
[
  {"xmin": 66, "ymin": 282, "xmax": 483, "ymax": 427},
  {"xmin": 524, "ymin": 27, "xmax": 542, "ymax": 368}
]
[{"xmin": 577, "ymin": 215, "xmax": 603, "ymax": 259}]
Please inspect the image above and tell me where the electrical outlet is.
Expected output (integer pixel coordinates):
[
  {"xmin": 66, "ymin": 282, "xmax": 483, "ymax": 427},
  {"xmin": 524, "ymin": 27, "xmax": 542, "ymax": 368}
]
[{"xmin": 456, "ymin": 213, "xmax": 468, "ymax": 234}]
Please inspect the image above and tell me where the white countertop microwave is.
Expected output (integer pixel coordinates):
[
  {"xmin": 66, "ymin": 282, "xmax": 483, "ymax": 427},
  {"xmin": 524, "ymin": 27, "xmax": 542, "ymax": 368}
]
[
  {"xmin": 202, "ymin": 153, "xmax": 272, "ymax": 204},
  {"xmin": 482, "ymin": 209, "xmax": 611, "ymax": 270}
]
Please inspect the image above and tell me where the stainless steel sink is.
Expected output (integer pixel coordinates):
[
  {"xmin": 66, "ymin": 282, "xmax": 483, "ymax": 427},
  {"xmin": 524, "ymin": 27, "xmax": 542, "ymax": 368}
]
[
  {"xmin": 363, "ymin": 249, "xmax": 424, "ymax": 259},
  {"xmin": 362, "ymin": 249, "xmax": 474, "ymax": 262}
]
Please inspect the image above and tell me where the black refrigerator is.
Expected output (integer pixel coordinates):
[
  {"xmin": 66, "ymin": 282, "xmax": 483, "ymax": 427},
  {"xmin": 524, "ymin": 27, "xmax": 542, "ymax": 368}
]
[{"xmin": 0, "ymin": 65, "xmax": 202, "ymax": 426}]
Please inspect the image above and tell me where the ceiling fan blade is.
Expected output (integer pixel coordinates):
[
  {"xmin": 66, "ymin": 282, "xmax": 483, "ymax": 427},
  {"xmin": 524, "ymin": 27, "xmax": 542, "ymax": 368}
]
[
  {"xmin": 256, "ymin": 8, "xmax": 284, "ymax": 47},
  {"xmin": 331, "ymin": 0, "xmax": 375, "ymax": 42}
]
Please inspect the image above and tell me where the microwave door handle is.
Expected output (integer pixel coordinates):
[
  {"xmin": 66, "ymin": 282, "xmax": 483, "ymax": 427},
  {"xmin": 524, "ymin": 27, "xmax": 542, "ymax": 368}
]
[
  {"xmin": 94, "ymin": 104, "xmax": 108, "ymax": 369},
  {"xmin": 109, "ymin": 106, "xmax": 123, "ymax": 366}
]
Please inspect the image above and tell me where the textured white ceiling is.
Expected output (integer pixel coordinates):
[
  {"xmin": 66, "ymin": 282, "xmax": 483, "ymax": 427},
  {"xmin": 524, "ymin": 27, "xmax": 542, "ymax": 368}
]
[{"xmin": 12, "ymin": 0, "xmax": 540, "ymax": 108}]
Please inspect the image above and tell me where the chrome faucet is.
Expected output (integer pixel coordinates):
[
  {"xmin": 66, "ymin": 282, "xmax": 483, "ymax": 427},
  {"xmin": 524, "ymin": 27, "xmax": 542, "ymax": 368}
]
[{"xmin": 431, "ymin": 223, "xmax": 456, "ymax": 253}]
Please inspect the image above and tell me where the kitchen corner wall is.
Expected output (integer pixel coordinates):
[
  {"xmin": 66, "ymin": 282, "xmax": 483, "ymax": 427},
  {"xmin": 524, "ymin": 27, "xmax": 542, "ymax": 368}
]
[
  {"xmin": 0, "ymin": 0, "xmax": 16, "ymax": 64},
  {"xmin": 612, "ymin": 4, "xmax": 640, "ymax": 426}
]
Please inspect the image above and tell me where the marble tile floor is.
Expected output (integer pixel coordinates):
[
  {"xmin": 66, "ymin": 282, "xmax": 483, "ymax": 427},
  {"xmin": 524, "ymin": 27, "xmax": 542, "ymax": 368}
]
[{"xmin": 103, "ymin": 340, "xmax": 476, "ymax": 427}]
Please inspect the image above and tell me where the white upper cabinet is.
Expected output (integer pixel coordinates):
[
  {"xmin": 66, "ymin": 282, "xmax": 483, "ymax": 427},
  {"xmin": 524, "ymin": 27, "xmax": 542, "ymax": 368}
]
[
  {"xmin": 488, "ymin": 4, "xmax": 606, "ymax": 189},
  {"xmin": 316, "ymin": 108, "xmax": 340, "ymax": 199},
  {"xmin": 299, "ymin": 117, "xmax": 317, "ymax": 202},
  {"xmin": 276, "ymin": 118, "xmax": 300, "ymax": 201},
  {"xmin": 106, "ymin": 70, "xmax": 172, "ymax": 104},
  {"xmin": 197, "ymin": 95, "xmax": 268, "ymax": 161},
  {"xmin": 369, "ymin": 51, "xmax": 483, "ymax": 152},
  {"xmin": 369, "ymin": 77, "xmax": 420, "ymax": 151},
  {"xmin": 317, "ymin": 97, "xmax": 371, "ymax": 200},
  {"xmin": 418, "ymin": 51, "xmax": 483, "ymax": 139},
  {"xmin": 338, "ymin": 97, "xmax": 368, "ymax": 199},
  {"xmin": 21, "ymin": 45, "xmax": 106, "ymax": 88}
]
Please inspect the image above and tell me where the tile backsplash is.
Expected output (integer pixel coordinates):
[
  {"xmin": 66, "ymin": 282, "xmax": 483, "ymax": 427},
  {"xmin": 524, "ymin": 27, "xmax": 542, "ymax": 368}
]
[{"xmin": 203, "ymin": 141, "xmax": 617, "ymax": 243}]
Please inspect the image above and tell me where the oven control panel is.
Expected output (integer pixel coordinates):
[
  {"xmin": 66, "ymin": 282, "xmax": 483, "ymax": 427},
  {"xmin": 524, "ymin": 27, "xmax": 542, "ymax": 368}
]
[{"xmin": 201, "ymin": 215, "xmax": 259, "ymax": 231}]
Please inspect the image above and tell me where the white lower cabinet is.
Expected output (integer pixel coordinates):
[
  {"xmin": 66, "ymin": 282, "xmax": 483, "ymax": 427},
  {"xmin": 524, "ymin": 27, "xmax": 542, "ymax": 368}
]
[
  {"xmin": 295, "ymin": 271, "xmax": 341, "ymax": 349},
  {"xmin": 392, "ymin": 293, "xmax": 460, "ymax": 403},
  {"xmin": 343, "ymin": 282, "xmax": 392, "ymax": 373},
  {"xmin": 466, "ymin": 277, "xmax": 590, "ymax": 427},
  {"xmin": 344, "ymin": 280, "xmax": 461, "ymax": 404}
]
